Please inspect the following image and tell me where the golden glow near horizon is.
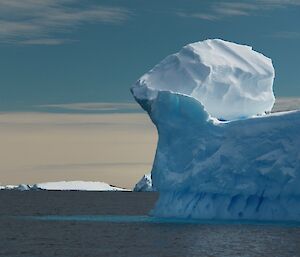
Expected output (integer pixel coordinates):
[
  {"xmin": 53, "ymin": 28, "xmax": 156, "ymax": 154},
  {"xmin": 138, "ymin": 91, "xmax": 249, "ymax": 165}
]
[
  {"xmin": 1, "ymin": 98, "xmax": 297, "ymax": 189},
  {"xmin": 0, "ymin": 112, "xmax": 157, "ymax": 189}
]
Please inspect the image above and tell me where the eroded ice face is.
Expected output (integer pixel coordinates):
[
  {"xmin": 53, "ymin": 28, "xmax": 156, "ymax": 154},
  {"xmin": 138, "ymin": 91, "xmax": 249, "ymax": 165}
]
[{"xmin": 132, "ymin": 39, "xmax": 275, "ymax": 120}]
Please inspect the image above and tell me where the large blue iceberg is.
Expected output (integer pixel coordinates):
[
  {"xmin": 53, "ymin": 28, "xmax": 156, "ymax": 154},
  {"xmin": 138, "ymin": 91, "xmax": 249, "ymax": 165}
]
[{"xmin": 131, "ymin": 39, "xmax": 300, "ymax": 221}]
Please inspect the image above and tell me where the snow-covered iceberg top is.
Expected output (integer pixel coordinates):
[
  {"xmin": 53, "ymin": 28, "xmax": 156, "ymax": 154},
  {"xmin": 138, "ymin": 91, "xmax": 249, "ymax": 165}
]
[
  {"xmin": 131, "ymin": 39, "xmax": 300, "ymax": 221},
  {"xmin": 132, "ymin": 39, "xmax": 275, "ymax": 120},
  {"xmin": 0, "ymin": 181, "xmax": 128, "ymax": 191}
]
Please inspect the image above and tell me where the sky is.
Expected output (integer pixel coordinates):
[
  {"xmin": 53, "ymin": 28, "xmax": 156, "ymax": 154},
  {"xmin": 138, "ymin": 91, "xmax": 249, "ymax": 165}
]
[
  {"xmin": 0, "ymin": 0, "xmax": 299, "ymax": 188},
  {"xmin": 0, "ymin": 112, "xmax": 157, "ymax": 188}
]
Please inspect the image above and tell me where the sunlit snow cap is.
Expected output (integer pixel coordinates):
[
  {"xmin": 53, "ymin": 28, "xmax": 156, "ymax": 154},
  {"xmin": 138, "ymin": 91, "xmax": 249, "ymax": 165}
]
[{"xmin": 132, "ymin": 39, "xmax": 275, "ymax": 120}]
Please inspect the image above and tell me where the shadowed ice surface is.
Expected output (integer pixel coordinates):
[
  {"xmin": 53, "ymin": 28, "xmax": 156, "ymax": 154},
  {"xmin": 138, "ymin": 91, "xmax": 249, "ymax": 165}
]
[{"xmin": 1, "ymin": 191, "xmax": 300, "ymax": 257}]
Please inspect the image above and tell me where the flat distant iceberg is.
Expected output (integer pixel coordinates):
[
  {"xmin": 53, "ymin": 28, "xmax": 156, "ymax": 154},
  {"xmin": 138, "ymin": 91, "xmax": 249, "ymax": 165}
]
[
  {"xmin": 0, "ymin": 181, "xmax": 127, "ymax": 191},
  {"xmin": 32, "ymin": 181, "xmax": 127, "ymax": 191},
  {"xmin": 132, "ymin": 39, "xmax": 300, "ymax": 221}
]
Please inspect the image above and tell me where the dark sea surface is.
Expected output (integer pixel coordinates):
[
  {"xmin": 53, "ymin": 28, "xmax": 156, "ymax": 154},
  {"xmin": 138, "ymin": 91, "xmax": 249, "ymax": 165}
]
[{"xmin": 0, "ymin": 191, "xmax": 300, "ymax": 257}]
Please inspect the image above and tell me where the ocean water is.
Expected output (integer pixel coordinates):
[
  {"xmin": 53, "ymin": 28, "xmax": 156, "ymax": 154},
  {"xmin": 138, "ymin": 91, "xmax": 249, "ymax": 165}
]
[{"xmin": 0, "ymin": 191, "xmax": 300, "ymax": 257}]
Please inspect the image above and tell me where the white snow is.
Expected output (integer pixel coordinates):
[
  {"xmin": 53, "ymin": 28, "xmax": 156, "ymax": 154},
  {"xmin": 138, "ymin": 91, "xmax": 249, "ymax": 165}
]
[
  {"xmin": 132, "ymin": 39, "xmax": 300, "ymax": 221},
  {"xmin": 0, "ymin": 181, "xmax": 128, "ymax": 191},
  {"xmin": 32, "ymin": 181, "xmax": 127, "ymax": 191},
  {"xmin": 132, "ymin": 39, "xmax": 275, "ymax": 120},
  {"xmin": 0, "ymin": 184, "xmax": 30, "ymax": 191},
  {"xmin": 3, "ymin": 185, "xmax": 18, "ymax": 190},
  {"xmin": 133, "ymin": 174, "xmax": 154, "ymax": 192}
]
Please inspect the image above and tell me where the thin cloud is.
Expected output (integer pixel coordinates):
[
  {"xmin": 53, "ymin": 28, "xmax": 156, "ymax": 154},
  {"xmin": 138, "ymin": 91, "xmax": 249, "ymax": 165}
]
[
  {"xmin": 214, "ymin": 2, "xmax": 260, "ymax": 16},
  {"xmin": 258, "ymin": 0, "xmax": 300, "ymax": 5},
  {"xmin": 268, "ymin": 31, "xmax": 300, "ymax": 39},
  {"xmin": 19, "ymin": 38, "xmax": 77, "ymax": 45},
  {"xmin": 38, "ymin": 102, "xmax": 141, "ymax": 113},
  {"xmin": 176, "ymin": 11, "xmax": 219, "ymax": 21},
  {"xmin": 177, "ymin": 0, "xmax": 300, "ymax": 21},
  {"xmin": 36, "ymin": 162, "xmax": 152, "ymax": 171},
  {"xmin": 0, "ymin": 0, "xmax": 131, "ymax": 45}
]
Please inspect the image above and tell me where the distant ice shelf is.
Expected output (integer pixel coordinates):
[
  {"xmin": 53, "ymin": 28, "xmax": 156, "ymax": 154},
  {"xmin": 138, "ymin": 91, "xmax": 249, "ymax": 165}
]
[
  {"xmin": 0, "ymin": 181, "xmax": 128, "ymax": 192},
  {"xmin": 132, "ymin": 39, "xmax": 300, "ymax": 221}
]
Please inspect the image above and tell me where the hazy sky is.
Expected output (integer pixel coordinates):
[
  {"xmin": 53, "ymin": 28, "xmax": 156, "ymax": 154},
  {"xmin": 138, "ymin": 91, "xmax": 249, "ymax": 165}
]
[
  {"xmin": 0, "ymin": 0, "xmax": 299, "ymax": 110},
  {"xmin": 0, "ymin": 110, "xmax": 157, "ymax": 188},
  {"xmin": 0, "ymin": 0, "xmax": 299, "ymax": 187}
]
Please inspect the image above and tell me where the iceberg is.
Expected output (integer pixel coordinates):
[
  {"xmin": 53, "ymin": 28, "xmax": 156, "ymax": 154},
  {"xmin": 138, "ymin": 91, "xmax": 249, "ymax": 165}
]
[
  {"xmin": 0, "ymin": 181, "xmax": 128, "ymax": 191},
  {"xmin": 1, "ymin": 185, "xmax": 18, "ymax": 190},
  {"xmin": 0, "ymin": 184, "xmax": 32, "ymax": 191},
  {"xmin": 131, "ymin": 39, "xmax": 300, "ymax": 221},
  {"xmin": 31, "ymin": 181, "xmax": 127, "ymax": 191},
  {"xmin": 133, "ymin": 174, "xmax": 154, "ymax": 192}
]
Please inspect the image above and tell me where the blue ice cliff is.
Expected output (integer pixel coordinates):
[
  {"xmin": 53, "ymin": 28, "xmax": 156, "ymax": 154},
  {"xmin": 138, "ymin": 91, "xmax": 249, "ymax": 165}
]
[{"xmin": 131, "ymin": 39, "xmax": 300, "ymax": 221}]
